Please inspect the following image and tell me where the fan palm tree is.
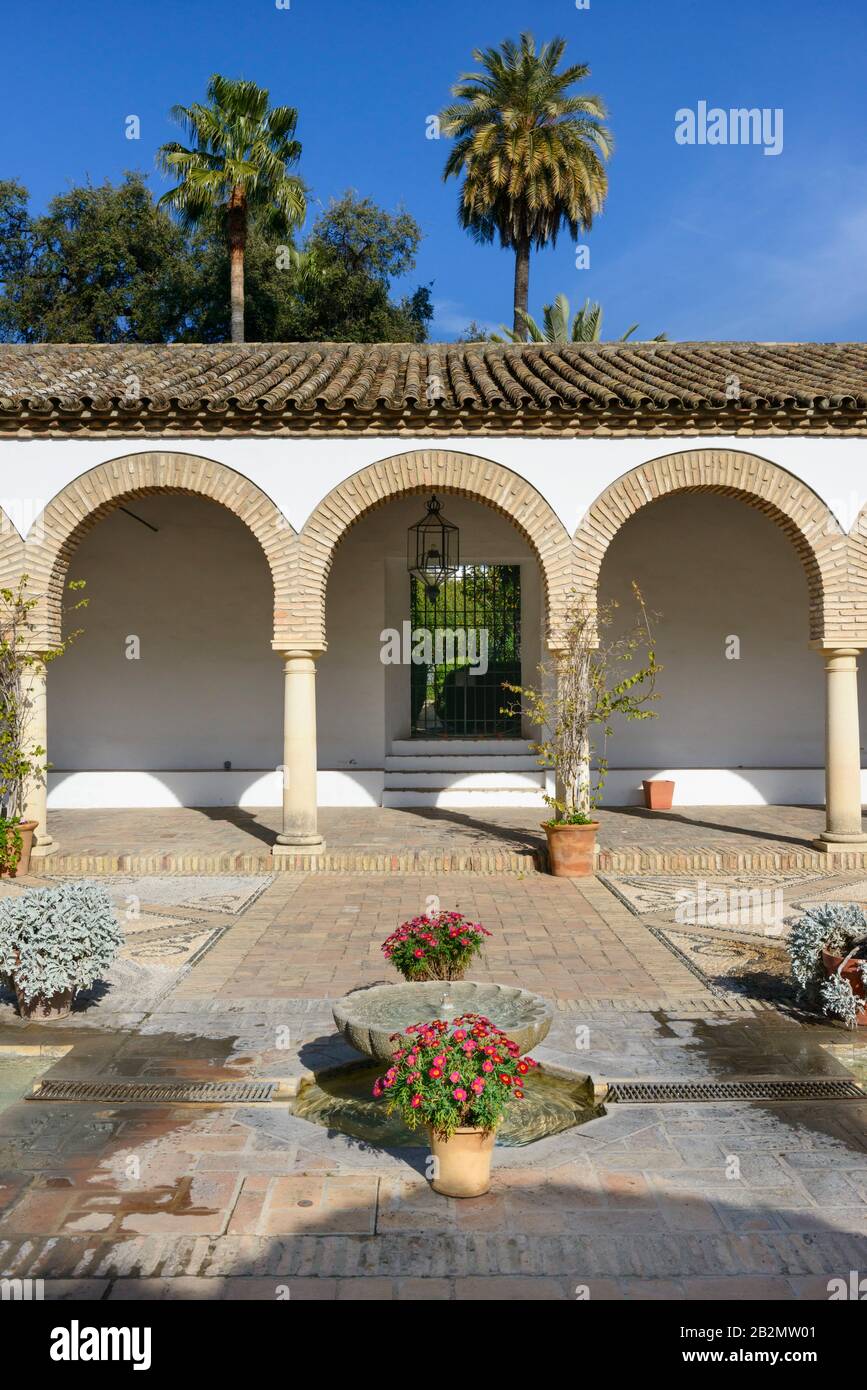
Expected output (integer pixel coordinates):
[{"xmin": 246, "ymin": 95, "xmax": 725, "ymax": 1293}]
[
  {"xmin": 494, "ymin": 294, "xmax": 668, "ymax": 343},
  {"xmin": 157, "ymin": 75, "xmax": 306, "ymax": 343},
  {"xmin": 440, "ymin": 33, "xmax": 612, "ymax": 339}
]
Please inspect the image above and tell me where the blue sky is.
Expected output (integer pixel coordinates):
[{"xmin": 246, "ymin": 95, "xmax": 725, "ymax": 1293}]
[{"xmin": 2, "ymin": 0, "xmax": 866, "ymax": 342}]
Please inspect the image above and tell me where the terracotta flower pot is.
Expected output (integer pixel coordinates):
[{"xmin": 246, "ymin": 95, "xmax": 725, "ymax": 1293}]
[
  {"xmin": 642, "ymin": 780, "xmax": 675, "ymax": 811},
  {"xmin": 429, "ymin": 1125, "xmax": 496, "ymax": 1198},
  {"xmin": 822, "ymin": 948, "xmax": 867, "ymax": 1026},
  {"xmin": 543, "ymin": 821, "xmax": 599, "ymax": 877},
  {"xmin": 0, "ymin": 820, "xmax": 37, "ymax": 878},
  {"xmin": 13, "ymin": 984, "xmax": 74, "ymax": 1021}
]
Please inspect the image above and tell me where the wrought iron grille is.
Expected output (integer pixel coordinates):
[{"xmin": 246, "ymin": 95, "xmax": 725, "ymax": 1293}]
[{"xmin": 410, "ymin": 563, "xmax": 522, "ymax": 737}]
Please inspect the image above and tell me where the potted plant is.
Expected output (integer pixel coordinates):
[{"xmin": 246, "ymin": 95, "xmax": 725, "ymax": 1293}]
[
  {"xmin": 381, "ymin": 911, "xmax": 491, "ymax": 981},
  {"xmin": 0, "ymin": 881, "xmax": 122, "ymax": 1019},
  {"xmin": 0, "ymin": 576, "xmax": 87, "ymax": 875},
  {"xmin": 788, "ymin": 903, "xmax": 867, "ymax": 1027},
  {"xmin": 503, "ymin": 584, "xmax": 659, "ymax": 877},
  {"xmin": 373, "ymin": 1013, "xmax": 537, "ymax": 1197}
]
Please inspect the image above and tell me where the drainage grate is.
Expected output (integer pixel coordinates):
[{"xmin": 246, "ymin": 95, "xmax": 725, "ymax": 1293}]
[
  {"xmin": 606, "ymin": 1079, "xmax": 867, "ymax": 1104},
  {"xmin": 31, "ymin": 1078, "xmax": 277, "ymax": 1105}
]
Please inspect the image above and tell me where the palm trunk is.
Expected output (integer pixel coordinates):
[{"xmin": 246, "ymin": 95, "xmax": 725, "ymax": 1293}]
[
  {"xmin": 512, "ymin": 236, "xmax": 531, "ymax": 339},
  {"xmin": 227, "ymin": 188, "xmax": 247, "ymax": 344}
]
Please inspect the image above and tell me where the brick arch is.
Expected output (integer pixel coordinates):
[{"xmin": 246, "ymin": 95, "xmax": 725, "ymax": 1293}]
[
  {"xmin": 25, "ymin": 452, "xmax": 296, "ymax": 646},
  {"xmin": 295, "ymin": 450, "xmax": 576, "ymax": 649},
  {"xmin": 573, "ymin": 449, "xmax": 851, "ymax": 643}
]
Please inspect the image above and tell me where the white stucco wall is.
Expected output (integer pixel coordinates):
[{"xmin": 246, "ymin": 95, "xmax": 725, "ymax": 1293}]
[{"xmin": 3, "ymin": 434, "xmax": 867, "ymax": 544}]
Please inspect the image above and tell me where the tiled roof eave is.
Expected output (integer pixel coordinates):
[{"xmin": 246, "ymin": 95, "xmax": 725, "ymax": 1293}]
[{"xmin": 2, "ymin": 402, "xmax": 866, "ymax": 438}]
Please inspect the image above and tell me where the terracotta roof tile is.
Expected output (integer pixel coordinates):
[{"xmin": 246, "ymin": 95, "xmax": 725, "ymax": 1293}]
[{"xmin": 0, "ymin": 340, "xmax": 864, "ymax": 434}]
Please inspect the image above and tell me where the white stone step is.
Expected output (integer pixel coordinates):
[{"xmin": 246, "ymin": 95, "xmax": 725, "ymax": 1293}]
[
  {"xmin": 389, "ymin": 739, "xmax": 532, "ymax": 758},
  {"xmin": 384, "ymin": 770, "xmax": 545, "ymax": 790},
  {"xmin": 382, "ymin": 788, "xmax": 547, "ymax": 808},
  {"xmin": 385, "ymin": 754, "xmax": 540, "ymax": 772}
]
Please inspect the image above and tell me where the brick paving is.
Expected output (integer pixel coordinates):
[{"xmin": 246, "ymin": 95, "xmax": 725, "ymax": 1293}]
[
  {"xmin": 172, "ymin": 874, "xmax": 709, "ymax": 1006},
  {"xmin": 1, "ymin": 868, "xmax": 867, "ymax": 1300},
  {"xmin": 34, "ymin": 803, "xmax": 865, "ymax": 875}
]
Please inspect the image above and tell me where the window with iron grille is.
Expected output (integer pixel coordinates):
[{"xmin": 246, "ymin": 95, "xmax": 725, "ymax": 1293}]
[{"xmin": 409, "ymin": 563, "xmax": 522, "ymax": 737}]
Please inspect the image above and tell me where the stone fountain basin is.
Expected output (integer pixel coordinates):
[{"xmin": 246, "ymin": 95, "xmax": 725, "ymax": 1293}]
[{"xmin": 332, "ymin": 981, "xmax": 554, "ymax": 1060}]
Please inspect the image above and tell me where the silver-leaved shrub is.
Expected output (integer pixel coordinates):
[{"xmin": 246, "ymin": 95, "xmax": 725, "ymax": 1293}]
[
  {"xmin": 0, "ymin": 881, "xmax": 122, "ymax": 1002},
  {"xmin": 788, "ymin": 902, "xmax": 867, "ymax": 1026}
]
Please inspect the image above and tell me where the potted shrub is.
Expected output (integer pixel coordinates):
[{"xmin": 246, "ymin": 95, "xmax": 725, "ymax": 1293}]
[
  {"xmin": 0, "ymin": 576, "xmax": 87, "ymax": 875},
  {"xmin": 0, "ymin": 881, "xmax": 122, "ymax": 1019},
  {"xmin": 503, "ymin": 584, "xmax": 659, "ymax": 877},
  {"xmin": 373, "ymin": 1012, "xmax": 538, "ymax": 1197},
  {"xmin": 788, "ymin": 902, "xmax": 867, "ymax": 1027},
  {"xmin": 381, "ymin": 911, "xmax": 491, "ymax": 981}
]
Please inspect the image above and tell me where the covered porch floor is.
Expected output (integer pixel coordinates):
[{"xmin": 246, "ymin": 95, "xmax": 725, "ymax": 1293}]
[{"xmin": 30, "ymin": 803, "xmax": 867, "ymax": 875}]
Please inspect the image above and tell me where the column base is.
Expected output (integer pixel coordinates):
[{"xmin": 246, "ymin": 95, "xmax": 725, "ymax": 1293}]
[
  {"xmin": 272, "ymin": 839, "xmax": 326, "ymax": 860},
  {"xmin": 29, "ymin": 840, "xmax": 58, "ymax": 859},
  {"xmin": 813, "ymin": 831, "xmax": 867, "ymax": 853}
]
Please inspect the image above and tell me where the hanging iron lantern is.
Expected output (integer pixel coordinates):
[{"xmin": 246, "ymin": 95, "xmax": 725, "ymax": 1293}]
[{"xmin": 407, "ymin": 494, "xmax": 459, "ymax": 601}]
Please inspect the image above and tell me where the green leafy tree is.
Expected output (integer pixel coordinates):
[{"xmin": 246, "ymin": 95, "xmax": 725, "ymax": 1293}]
[
  {"xmin": 0, "ymin": 175, "xmax": 193, "ymax": 343},
  {"xmin": 440, "ymin": 32, "xmax": 612, "ymax": 339},
  {"xmin": 157, "ymin": 74, "xmax": 306, "ymax": 343},
  {"xmin": 276, "ymin": 193, "xmax": 432, "ymax": 342},
  {"xmin": 494, "ymin": 294, "xmax": 668, "ymax": 344}
]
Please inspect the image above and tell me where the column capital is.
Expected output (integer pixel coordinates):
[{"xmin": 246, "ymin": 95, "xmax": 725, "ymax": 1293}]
[{"xmin": 810, "ymin": 640, "xmax": 865, "ymax": 654}]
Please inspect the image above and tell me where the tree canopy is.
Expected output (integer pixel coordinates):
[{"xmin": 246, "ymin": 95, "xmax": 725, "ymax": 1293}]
[{"xmin": 0, "ymin": 180, "xmax": 431, "ymax": 344}]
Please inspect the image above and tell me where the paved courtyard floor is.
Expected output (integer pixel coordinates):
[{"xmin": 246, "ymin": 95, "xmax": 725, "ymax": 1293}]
[
  {"xmin": 37, "ymin": 803, "xmax": 864, "ymax": 874},
  {"xmin": 1, "ymin": 868, "xmax": 867, "ymax": 1300}
]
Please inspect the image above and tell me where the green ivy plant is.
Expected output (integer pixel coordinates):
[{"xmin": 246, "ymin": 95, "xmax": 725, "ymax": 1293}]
[
  {"xmin": 0, "ymin": 574, "xmax": 87, "ymax": 871},
  {"xmin": 502, "ymin": 584, "xmax": 659, "ymax": 824},
  {"xmin": 0, "ymin": 880, "xmax": 122, "ymax": 1006},
  {"xmin": 788, "ymin": 902, "xmax": 867, "ymax": 1027}
]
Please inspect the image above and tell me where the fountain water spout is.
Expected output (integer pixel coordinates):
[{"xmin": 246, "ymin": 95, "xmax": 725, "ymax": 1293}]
[{"xmin": 439, "ymin": 988, "xmax": 458, "ymax": 1019}]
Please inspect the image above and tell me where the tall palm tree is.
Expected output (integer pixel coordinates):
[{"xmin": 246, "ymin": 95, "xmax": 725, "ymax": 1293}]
[
  {"xmin": 157, "ymin": 75, "xmax": 306, "ymax": 343},
  {"xmin": 495, "ymin": 294, "xmax": 668, "ymax": 343},
  {"xmin": 440, "ymin": 33, "xmax": 612, "ymax": 339}
]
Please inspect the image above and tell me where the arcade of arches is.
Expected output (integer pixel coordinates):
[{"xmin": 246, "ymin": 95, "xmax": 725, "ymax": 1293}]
[{"xmin": 13, "ymin": 448, "xmax": 867, "ymax": 861}]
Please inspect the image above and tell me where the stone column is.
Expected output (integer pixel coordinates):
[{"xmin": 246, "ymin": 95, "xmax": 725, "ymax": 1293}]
[
  {"xmin": 22, "ymin": 659, "xmax": 55, "ymax": 855},
  {"xmin": 814, "ymin": 647, "xmax": 867, "ymax": 851},
  {"xmin": 273, "ymin": 649, "xmax": 324, "ymax": 857}
]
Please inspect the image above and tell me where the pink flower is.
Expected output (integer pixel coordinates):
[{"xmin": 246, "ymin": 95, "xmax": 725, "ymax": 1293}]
[
  {"xmin": 413, "ymin": 948, "xmax": 425, "ymax": 959},
  {"xmin": 462, "ymin": 1041, "xmax": 476, "ymax": 1053},
  {"xmin": 449, "ymin": 1070, "xmax": 461, "ymax": 1083},
  {"xmin": 411, "ymin": 1094, "xmax": 422, "ymax": 1108},
  {"xmin": 481, "ymin": 1059, "xmax": 494, "ymax": 1073},
  {"xmin": 471, "ymin": 1078, "xmax": 485, "ymax": 1094},
  {"xmin": 432, "ymin": 1054, "xmax": 446, "ymax": 1068},
  {"xmin": 428, "ymin": 1066, "xmax": 442, "ymax": 1079},
  {"xmin": 453, "ymin": 1088, "xmax": 467, "ymax": 1102}
]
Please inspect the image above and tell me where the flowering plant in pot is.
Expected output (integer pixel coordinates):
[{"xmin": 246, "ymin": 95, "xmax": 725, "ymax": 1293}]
[
  {"xmin": 373, "ymin": 1012, "xmax": 538, "ymax": 1197},
  {"xmin": 0, "ymin": 576, "xmax": 87, "ymax": 876},
  {"xmin": 788, "ymin": 902, "xmax": 867, "ymax": 1027},
  {"xmin": 381, "ymin": 911, "xmax": 491, "ymax": 981},
  {"xmin": 503, "ymin": 584, "xmax": 659, "ymax": 877},
  {"xmin": 0, "ymin": 881, "xmax": 122, "ymax": 1019}
]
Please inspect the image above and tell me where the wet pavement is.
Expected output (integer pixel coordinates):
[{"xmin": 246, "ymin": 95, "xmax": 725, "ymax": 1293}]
[{"xmin": 1, "ymin": 870, "xmax": 866, "ymax": 1299}]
